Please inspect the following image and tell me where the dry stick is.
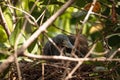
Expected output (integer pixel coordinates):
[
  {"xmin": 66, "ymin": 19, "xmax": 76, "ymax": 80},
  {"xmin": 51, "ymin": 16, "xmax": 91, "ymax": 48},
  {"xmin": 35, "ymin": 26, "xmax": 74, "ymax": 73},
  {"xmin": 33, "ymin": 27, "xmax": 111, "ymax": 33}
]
[
  {"xmin": 38, "ymin": 0, "xmax": 50, "ymax": 25},
  {"xmin": 0, "ymin": 7, "xmax": 11, "ymax": 36},
  {"xmin": 0, "ymin": 0, "xmax": 75, "ymax": 74},
  {"xmin": 42, "ymin": 63, "xmax": 45, "ymax": 80},
  {"xmin": 65, "ymin": 0, "xmax": 97, "ymax": 79},
  {"xmin": 23, "ymin": 53, "xmax": 120, "ymax": 62},
  {"xmin": 109, "ymin": 48, "xmax": 120, "ymax": 59}
]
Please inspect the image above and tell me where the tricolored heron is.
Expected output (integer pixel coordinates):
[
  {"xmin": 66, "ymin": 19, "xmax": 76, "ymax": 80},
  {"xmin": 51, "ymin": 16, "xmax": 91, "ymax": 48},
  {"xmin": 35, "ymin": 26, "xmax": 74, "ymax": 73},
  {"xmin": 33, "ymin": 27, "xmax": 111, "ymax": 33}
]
[
  {"xmin": 43, "ymin": 34, "xmax": 88, "ymax": 57},
  {"xmin": 43, "ymin": 34, "xmax": 73, "ymax": 56}
]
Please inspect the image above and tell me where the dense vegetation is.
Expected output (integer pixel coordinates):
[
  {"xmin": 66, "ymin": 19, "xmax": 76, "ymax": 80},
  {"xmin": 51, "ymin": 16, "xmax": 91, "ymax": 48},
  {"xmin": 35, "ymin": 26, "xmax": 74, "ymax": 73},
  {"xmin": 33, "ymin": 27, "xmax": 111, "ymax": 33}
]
[{"xmin": 0, "ymin": 0, "xmax": 120, "ymax": 80}]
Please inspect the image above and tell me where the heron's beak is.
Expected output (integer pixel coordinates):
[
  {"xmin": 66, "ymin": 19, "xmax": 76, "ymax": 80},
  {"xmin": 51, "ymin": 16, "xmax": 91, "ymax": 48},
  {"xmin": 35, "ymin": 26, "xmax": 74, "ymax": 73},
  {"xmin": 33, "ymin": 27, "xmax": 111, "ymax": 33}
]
[{"xmin": 64, "ymin": 40, "xmax": 73, "ymax": 48}]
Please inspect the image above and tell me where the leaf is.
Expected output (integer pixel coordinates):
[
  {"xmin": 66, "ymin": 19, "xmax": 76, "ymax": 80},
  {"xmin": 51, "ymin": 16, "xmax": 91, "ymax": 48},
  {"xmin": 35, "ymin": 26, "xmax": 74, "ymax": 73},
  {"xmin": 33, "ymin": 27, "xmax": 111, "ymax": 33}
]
[
  {"xmin": 9, "ymin": 19, "xmax": 23, "ymax": 46},
  {"xmin": 94, "ymin": 41, "xmax": 104, "ymax": 52},
  {"xmin": 3, "ymin": 8, "xmax": 13, "ymax": 31},
  {"xmin": 28, "ymin": 39, "xmax": 38, "ymax": 54},
  {"xmin": 71, "ymin": 10, "xmax": 87, "ymax": 21},
  {"xmin": 89, "ymin": 23, "xmax": 104, "ymax": 34},
  {"xmin": 107, "ymin": 33, "xmax": 120, "ymax": 48},
  {"xmin": 0, "ymin": 25, "xmax": 8, "ymax": 43}
]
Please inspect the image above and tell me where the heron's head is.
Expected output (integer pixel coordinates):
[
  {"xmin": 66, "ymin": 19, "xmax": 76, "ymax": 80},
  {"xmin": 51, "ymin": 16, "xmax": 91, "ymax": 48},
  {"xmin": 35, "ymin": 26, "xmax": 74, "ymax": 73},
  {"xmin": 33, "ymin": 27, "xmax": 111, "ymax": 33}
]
[{"xmin": 53, "ymin": 34, "xmax": 73, "ymax": 49}]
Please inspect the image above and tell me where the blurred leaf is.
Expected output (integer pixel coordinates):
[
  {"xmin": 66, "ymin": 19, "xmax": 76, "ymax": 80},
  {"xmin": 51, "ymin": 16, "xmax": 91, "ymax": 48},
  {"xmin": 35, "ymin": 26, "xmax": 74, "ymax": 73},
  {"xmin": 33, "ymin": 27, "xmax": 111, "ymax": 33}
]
[
  {"xmin": 41, "ymin": 0, "xmax": 63, "ymax": 6},
  {"xmin": 107, "ymin": 33, "xmax": 120, "ymax": 48},
  {"xmin": 28, "ymin": 39, "xmax": 38, "ymax": 54},
  {"xmin": 0, "ymin": 25, "xmax": 8, "ymax": 43},
  {"xmin": 0, "ymin": 54, "xmax": 8, "ymax": 60},
  {"xmin": 89, "ymin": 23, "xmax": 104, "ymax": 34},
  {"xmin": 90, "ymin": 31, "xmax": 102, "ymax": 41},
  {"xmin": 71, "ymin": 10, "xmax": 87, "ymax": 22},
  {"xmin": 93, "ymin": 66, "xmax": 107, "ymax": 72},
  {"xmin": 74, "ymin": 0, "xmax": 87, "ymax": 8},
  {"xmin": 3, "ymin": 8, "xmax": 13, "ymax": 31},
  {"xmin": 9, "ymin": 19, "xmax": 23, "ymax": 46},
  {"xmin": 94, "ymin": 41, "xmax": 104, "ymax": 52}
]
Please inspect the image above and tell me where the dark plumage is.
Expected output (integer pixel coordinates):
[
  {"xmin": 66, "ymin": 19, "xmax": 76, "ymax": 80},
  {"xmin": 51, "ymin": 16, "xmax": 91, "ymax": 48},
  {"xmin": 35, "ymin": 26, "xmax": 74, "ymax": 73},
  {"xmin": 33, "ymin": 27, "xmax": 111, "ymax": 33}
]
[
  {"xmin": 43, "ymin": 34, "xmax": 73, "ymax": 56},
  {"xmin": 43, "ymin": 34, "xmax": 89, "ymax": 57},
  {"xmin": 67, "ymin": 34, "xmax": 89, "ymax": 57}
]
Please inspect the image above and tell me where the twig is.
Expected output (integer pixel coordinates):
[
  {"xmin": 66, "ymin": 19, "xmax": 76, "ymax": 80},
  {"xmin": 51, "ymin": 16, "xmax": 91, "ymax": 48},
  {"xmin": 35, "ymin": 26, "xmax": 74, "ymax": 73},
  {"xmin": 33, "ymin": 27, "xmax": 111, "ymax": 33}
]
[
  {"xmin": 0, "ymin": 6, "xmax": 11, "ymax": 36},
  {"xmin": 52, "ymin": 24, "xmax": 73, "ymax": 35},
  {"xmin": 42, "ymin": 63, "xmax": 45, "ymax": 80},
  {"xmin": 91, "ymin": 12, "xmax": 108, "ymax": 19},
  {"xmin": 5, "ymin": 4, "xmax": 36, "ymax": 25},
  {"xmin": 23, "ymin": 53, "xmax": 120, "ymax": 62},
  {"xmin": 82, "ymin": 0, "xmax": 97, "ymax": 24},
  {"xmin": 109, "ymin": 48, "xmax": 120, "ymax": 59},
  {"xmin": 30, "ymin": 0, "xmax": 40, "ymax": 14}
]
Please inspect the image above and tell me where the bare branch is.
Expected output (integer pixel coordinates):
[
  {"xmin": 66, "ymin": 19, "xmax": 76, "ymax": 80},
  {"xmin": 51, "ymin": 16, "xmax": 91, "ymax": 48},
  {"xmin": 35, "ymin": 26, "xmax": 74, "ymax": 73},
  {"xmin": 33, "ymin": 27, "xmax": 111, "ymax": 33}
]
[
  {"xmin": 0, "ymin": 7, "xmax": 11, "ymax": 36},
  {"xmin": 23, "ymin": 53, "xmax": 120, "ymax": 62},
  {"xmin": 109, "ymin": 48, "xmax": 120, "ymax": 59}
]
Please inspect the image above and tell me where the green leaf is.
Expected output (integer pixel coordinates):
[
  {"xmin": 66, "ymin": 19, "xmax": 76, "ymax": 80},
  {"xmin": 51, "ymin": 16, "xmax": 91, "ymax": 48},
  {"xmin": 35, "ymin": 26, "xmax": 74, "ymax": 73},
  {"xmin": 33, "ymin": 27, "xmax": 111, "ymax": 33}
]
[
  {"xmin": 28, "ymin": 39, "xmax": 38, "ymax": 54},
  {"xmin": 107, "ymin": 33, "xmax": 120, "ymax": 48},
  {"xmin": 94, "ymin": 41, "xmax": 104, "ymax": 52},
  {"xmin": 9, "ymin": 19, "xmax": 23, "ymax": 46},
  {"xmin": 0, "ymin": 25, "xmax": 8, "ymax": 43},
  {"xmin": 3, "ymin": 8, "xmax": 13, "ymax": 31}
]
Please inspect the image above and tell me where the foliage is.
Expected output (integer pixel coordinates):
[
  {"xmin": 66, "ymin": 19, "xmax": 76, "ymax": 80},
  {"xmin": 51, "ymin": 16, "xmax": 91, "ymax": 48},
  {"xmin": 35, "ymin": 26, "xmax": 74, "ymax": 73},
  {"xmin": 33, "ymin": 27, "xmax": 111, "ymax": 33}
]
[{"xmin": 0, "ymin": 0, "xmax": 120, "ymax": 79}]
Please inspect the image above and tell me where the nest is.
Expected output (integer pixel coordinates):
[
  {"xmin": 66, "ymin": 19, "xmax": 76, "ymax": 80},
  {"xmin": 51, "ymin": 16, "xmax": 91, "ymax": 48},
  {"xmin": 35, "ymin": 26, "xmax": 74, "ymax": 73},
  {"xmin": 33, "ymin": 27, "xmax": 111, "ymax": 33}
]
[{"xmin": 3, "ymin": 59, "xmax": 116, "ymax": 80}]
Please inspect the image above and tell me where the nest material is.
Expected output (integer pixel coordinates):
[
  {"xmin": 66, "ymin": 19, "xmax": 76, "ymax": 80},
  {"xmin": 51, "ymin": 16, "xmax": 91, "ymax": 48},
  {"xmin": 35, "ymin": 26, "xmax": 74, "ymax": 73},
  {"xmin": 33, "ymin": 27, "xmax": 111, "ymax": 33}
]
[{"xmin": 6, "ymin": 59, "xmax": 114, "ymax": 80}]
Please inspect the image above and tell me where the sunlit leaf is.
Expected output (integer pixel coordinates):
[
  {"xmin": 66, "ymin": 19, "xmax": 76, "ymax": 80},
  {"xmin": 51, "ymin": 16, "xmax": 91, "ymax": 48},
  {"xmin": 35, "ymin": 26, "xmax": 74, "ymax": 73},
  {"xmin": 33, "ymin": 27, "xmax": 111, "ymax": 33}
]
[{"xmin": 0, "ymin": 25, "xmax": 8, "ymax": 43}]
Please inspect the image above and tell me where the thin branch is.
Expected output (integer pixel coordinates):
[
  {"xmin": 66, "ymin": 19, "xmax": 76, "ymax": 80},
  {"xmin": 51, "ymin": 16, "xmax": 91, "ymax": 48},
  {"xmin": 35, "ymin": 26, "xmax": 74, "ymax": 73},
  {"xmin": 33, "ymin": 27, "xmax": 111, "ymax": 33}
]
[
  {"xmin": 23, "ymin": 53, "xmax": 120, "ymax": 62},
  {"xmin": 109, "ymin": 48, "xmax": 120, "ymax": 59},
  {"xmin": 5, "ymin": 4, "xmax": 36, "ymax": 25},
  {"xmin": 0, "ymin": 6, "xmax": 11, "ymax": 36},
  {"xmin": 82, "ymin": 0, "xmax": 97, "ymax": 24}
]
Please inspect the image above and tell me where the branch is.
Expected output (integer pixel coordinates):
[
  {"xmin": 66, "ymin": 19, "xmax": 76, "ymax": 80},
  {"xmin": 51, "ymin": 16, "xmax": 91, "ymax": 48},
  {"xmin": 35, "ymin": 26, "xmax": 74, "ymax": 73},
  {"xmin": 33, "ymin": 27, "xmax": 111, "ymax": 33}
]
[
  {"xmin": 23, "ymin": 53, "xmax": 120, "ymax": 62},
  {"xmin": 0, "ymin": 6, "xmax": 11, "ymax": 37},
  {"xmin": 0, "ymin": 0, "xmax": 75, "ymax": 74}
]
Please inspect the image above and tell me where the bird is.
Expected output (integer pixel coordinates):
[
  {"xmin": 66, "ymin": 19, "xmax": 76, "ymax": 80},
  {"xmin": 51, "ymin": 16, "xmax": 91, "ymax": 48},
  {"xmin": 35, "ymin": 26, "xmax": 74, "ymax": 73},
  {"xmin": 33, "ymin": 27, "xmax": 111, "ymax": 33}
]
[
  {"xmin": 43, "ymin": 34, "xmax": 89, "ymax": 57},
  {"xmin": 67, "ymin": 34, "xmax": 89, "ymax": 57},
  {"xmin": 43, "ymin": 34, "xmax": 74, "ymax": 56}
]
